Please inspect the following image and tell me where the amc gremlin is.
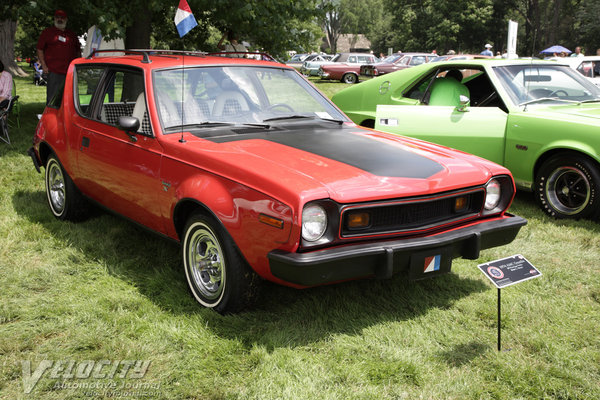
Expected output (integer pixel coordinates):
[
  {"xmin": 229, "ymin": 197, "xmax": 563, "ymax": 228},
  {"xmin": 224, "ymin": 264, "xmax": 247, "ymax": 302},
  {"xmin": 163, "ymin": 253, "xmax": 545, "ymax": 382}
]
[{"xmin": 29, "ymin": 50, "xmax": 525, "ymax": 313}]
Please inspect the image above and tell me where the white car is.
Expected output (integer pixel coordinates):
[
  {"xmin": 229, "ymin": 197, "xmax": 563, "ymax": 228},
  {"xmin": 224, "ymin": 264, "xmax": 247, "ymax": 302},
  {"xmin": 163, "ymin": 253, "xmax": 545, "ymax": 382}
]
[{"xmin": 561, "ymin": 56, "xmax": 600, "ymax": 87}]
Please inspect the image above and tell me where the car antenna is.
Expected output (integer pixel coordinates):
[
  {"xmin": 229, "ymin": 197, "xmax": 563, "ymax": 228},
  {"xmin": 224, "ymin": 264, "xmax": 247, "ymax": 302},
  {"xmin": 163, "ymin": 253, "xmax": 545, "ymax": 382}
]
[{"xmin": 179, "ymin": 53, "xmax": 187, "ymax": 143}]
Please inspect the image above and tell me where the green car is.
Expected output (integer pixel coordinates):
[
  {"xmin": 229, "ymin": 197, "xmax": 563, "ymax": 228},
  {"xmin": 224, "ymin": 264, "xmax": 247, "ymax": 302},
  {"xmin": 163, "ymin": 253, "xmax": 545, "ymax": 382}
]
[{"xmin": 332, "ymin": 59, "xmax": 600, "ymax": 220}]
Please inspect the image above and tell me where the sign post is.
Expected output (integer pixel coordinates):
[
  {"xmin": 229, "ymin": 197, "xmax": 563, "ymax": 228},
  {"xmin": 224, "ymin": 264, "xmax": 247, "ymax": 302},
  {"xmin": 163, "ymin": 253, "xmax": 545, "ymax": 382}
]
[{"xmin": 478, "ymin": 254, "xmax": 541, "ymax": 351}]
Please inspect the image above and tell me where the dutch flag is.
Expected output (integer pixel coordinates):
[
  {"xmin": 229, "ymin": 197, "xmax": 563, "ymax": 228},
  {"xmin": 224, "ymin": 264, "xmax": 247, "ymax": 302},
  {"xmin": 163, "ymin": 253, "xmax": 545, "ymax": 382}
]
[{"xmin": 174, "ymin": 0, "xmax": 198, "ymax": 37}]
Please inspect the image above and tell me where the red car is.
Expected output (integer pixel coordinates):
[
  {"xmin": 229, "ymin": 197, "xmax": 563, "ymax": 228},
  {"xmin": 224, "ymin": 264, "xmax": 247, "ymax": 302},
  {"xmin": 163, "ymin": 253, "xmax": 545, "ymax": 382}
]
[
  {"xmin": 28, "ymin": 50, "xmax": 525, "ymax": 313},
  {"xmin": 319, "ymin": 53, "xmax": 378, "ymax": 83},
  {"xmin": 361, "ymin": 53, "xmax": 437, "ymax": 77}
]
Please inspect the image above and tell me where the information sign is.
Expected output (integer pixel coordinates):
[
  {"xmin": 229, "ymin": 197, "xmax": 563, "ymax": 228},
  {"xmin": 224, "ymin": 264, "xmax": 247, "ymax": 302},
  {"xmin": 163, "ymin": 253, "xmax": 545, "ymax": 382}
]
[{"xmin": 478, "ymin": 254, "xmax": 541, "ymax": 288}]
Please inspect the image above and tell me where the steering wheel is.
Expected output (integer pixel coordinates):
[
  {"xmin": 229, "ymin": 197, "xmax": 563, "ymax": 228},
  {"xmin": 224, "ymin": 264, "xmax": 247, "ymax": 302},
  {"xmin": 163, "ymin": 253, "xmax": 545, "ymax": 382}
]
[
  {"xmin": 549, "ymin": 89, "xmax": 569, "ymax": 98},
  {"xmin": 265, "ymin": 103, "xmax": 294, "ymax": 112}
]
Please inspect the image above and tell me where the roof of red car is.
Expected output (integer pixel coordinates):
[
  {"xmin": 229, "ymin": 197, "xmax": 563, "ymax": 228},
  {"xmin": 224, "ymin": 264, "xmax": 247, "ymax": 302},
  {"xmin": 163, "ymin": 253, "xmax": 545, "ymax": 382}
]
[{"xmin": 79, "ymin": 49, "xmax": 286, "ymax": 69}]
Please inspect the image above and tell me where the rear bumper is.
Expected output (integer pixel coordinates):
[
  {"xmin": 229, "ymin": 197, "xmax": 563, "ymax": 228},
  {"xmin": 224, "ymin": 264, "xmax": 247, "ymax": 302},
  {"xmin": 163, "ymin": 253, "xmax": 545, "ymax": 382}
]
[{"xmin": 268, "ymin": 214, "xmax": 526, "ymax": 287}]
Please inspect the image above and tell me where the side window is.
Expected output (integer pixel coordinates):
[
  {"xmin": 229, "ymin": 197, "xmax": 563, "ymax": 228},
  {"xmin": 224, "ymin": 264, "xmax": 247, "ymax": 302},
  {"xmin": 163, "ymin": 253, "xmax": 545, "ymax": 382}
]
[
  {"xmin": 348, "ymin": 56, "xmax": 357, "ymax": 63},
  {"xmin": 98, "ymin": 70, "xmax": 151, "ymax": 136},
  {"xmin": 75, "ymin": 66, "xmax": 104, "ymax": 116}
]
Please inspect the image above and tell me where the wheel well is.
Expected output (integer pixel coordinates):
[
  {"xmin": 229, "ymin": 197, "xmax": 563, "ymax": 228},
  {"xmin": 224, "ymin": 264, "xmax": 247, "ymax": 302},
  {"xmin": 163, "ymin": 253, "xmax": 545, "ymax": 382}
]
[
  {"xmin": 173, "ymin": 199, "xmax": 215, "ymax": 240},
  {"xmin": 360, "ymin": 119, "xmax": 375, "ymax": 128},
  {"xmin": 38, "ymin": 142, "xmax": 53, "ymax": 166},
  {"xmin": 534, "ymin": 149, "xmax": 600, "ymax": 180}
]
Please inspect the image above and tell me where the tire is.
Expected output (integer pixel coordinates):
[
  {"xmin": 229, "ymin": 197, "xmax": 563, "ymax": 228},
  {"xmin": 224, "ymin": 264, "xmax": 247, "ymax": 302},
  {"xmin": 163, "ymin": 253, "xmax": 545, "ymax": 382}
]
[
  {"xmin": 342, "ymin": 73, "xmax": 358, "ymax": 84},
  {"xmin": 534, "ymin": 154, "xmax": 600, "ymax": 219},
  {"xmin": 182, "ymin": 212, "xmax": 260, "ymax": 313},
  {"xmin": 45, "ymin": 154, "xmax": 88, "ymax": 221}
]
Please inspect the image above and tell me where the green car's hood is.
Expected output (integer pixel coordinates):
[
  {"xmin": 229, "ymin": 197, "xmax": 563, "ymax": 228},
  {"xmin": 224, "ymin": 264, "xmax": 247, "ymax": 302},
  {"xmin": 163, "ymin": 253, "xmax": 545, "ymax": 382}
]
[{"xmin": 528, "ymin": 103, "xmax": 600, "ymax": 123}]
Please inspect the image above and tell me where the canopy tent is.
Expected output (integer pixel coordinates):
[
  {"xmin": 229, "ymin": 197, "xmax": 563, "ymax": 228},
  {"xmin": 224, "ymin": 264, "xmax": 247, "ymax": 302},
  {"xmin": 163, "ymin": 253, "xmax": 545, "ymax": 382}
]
[{"xmin": 540, "ymin": 45, "xmax": 572, "ymax": 55}]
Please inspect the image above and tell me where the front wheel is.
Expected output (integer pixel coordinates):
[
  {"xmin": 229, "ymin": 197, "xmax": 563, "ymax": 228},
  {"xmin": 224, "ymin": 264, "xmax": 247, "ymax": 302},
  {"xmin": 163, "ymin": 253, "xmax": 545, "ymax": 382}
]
[
  {"xmin": 182, "ymin": 212, "xmax": 260, "ymax": 313},
  {"xmin": 342, "ymin": 73, "xmax": 358, "ymax": 84},
  {"xmin": 534, "ymin": 154, "xmax": 600, "ymax": 219}
]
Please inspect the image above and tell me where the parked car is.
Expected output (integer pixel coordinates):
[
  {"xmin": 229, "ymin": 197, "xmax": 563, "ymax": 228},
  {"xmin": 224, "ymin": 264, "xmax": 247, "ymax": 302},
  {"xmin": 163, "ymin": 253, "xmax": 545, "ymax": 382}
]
[
  {"xmin": 285, "ymin": 53, "xmax": 309, "ymax": 69},
  {"xmin": 361, "ymin": 53, "xmax": 436, "ymax": 77},
  {"xmin": 332, "ymin": 59, "xmax": 600, "ymax": 219},
  {"xmin": 28, "ymin": 51, "xmax": 525, "ymax": 313},
  {"xmin": 560, "ymin": 56, "xmax": 600, "ymax": 87},
  {"xmin": 300, "ymin": 54, "xmax": 334, "ymax": 76},
  {"xmin": 319, "ymin": 53, "xmax": 379, "ymax": 83}
]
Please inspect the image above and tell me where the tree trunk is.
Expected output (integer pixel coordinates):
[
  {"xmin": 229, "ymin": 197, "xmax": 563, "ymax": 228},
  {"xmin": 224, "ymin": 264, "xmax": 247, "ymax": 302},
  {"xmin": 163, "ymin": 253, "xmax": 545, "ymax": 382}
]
[
  {"xmin": 0, "ymin": 19, "xmax": 28, "ymax": 77},
  {"xmin": 124, "ymin": 9, "xmax": 151, "ymax": 50}
]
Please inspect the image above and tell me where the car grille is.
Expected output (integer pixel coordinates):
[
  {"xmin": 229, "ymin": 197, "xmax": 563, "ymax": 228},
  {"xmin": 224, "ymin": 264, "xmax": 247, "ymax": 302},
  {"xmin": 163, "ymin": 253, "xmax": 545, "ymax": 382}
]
[{"xmin": 340, "ymin": 189, "xmax": 485, "ymax": 237}]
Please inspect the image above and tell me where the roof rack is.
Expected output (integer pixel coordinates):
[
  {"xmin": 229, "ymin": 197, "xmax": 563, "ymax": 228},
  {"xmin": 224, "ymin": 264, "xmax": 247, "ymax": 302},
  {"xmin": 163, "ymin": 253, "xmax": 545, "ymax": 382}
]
[
  {"xmin": 87, "ymin": 49, "xmax": 211, "ymax": 63},
  {"xmin": 87, "ymin": 49, "xmax": 282, "ymax": 64}
]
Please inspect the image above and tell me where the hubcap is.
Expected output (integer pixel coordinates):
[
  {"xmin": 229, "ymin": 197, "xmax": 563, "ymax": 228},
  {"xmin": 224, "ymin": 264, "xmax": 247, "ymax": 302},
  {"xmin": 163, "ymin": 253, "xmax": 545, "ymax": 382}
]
[
  {"xmin": 546, "ymin": 166, "xmax": 590, "ymax": 215},
  {"xmin": 187, "ymin": 224, "xmax": 225, "ymax": 300},
  {"xmin": 48, "ymin": 162, "xmax": 66, "ymax": 213}
]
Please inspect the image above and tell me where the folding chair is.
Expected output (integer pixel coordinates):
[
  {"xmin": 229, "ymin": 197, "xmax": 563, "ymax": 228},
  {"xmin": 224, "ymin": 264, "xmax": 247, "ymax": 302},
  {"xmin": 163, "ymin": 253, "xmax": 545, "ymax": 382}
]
[
  {"xmin": 0, "ymin": 95, "xmax": 19, "ymax": 144},
  {"xmin": 10, "ymin": 80, "xmax": 20, "ymax": 128}
]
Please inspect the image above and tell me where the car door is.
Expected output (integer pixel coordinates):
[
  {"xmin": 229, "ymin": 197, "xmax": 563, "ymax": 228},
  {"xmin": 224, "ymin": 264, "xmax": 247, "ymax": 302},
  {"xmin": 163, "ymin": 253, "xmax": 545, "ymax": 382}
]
[
  {"xmin": 71, "ymin": 65, "xmax": 165, "ymax": 232},
  {"xmin": 375, "ymin": 104, "xmax": 508, "ymax": 165}
]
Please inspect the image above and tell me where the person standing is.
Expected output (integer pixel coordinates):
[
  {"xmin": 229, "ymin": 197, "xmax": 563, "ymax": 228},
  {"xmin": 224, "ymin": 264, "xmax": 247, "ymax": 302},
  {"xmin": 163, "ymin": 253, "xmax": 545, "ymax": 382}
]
[
  {"xmin": 217, "ymin": 30, "xmax": 248, "ymax": 57},
  {"xmin": 571, "ymin": 46, "xmax": 584, "ymax": 57},
  {"xmin": 480, "ymin": 43, "xmax": 493, "ymax": 57},
  {"xmin": 37, "ymin": 10, "xmax": 81, "ymax": 105}
]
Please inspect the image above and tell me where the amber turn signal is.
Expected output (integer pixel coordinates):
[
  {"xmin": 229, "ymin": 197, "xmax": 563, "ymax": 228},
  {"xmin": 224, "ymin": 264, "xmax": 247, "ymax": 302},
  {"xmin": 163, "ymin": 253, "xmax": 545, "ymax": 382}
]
[
  {"xmin": 258, "ymin": 213, "xmax": 284, "ymax": 229},
  {"xmin": 347, "ymin": 212, "xmax": 370, "ymax": 229},
  {"xmin": 454, "ymin": 196, "xmax": 468, "ymax": 212}
]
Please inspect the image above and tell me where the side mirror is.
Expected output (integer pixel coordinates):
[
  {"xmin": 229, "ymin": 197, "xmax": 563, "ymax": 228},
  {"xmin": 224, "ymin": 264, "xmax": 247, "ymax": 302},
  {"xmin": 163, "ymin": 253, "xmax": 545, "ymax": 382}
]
[
  {"xmin": 456, "ymin": 95, "xmax": 470, "ymax": 112},
  {"xmin": 117, "ymin": 116, "xmax": 139, "ymax": 142}
]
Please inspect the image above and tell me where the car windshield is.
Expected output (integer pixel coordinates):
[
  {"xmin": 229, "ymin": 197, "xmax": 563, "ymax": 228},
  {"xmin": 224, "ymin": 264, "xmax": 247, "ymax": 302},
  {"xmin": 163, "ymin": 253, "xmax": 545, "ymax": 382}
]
[
  {"xmin": 153, "ymin": 66, "xmax": 347, "ymax": 132},
  {"xmin": 493, "ymin": 64, "xmax": 600, "ymax": 106}
]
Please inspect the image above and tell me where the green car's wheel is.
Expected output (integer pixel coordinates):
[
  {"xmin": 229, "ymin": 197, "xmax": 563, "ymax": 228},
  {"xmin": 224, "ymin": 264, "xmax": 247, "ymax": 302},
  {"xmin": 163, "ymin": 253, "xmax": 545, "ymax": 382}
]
[
  {"xmin": 535, "ymin": 154, "xmax": 600, "ymax": 219},
  {"xmin": 45, "ymin": 154, "xmax": 88, "ymax": 221},
  {"xmin": 182, "ymin": 212, "xmax": 260, "ymax": 313},
  {"xmin": 342, "ymin": 73, "xmax": 358, "ymax": 84}
]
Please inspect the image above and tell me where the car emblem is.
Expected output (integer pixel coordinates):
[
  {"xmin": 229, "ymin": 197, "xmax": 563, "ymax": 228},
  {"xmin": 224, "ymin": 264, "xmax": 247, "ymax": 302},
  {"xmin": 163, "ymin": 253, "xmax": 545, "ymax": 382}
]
[{"xmin": 379, "ymin": 81, "xmax": 391, "ymax": 95}]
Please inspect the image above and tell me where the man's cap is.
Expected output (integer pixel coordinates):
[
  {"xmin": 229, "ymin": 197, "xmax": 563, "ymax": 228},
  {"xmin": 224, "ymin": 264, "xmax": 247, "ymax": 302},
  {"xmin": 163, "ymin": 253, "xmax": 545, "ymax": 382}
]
[
  {"xmin": 55, "ymin": 10, "xmax": 67, "ymax": 18},
  {"xmin": 485, "ymin": 43, "xmax": 492, "ymax": 48}
]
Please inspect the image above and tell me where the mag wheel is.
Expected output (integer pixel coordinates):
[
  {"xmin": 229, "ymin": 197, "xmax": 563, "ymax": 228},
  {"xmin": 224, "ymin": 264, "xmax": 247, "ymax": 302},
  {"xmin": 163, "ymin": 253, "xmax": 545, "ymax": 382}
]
[
  {"xmin": 535, "ymin": 154, "xmax": 600, "ymax": 219},
  {"xmin": 182, "ymin": 212, "xmax": 260, "ymax": 313},
  {"xmin": 342, "ymin": 73, "xmax": 358, "ymax": 84},
  {"xmin": 45, "ymin": 154, "xmax": 87, "ymax": 221}
]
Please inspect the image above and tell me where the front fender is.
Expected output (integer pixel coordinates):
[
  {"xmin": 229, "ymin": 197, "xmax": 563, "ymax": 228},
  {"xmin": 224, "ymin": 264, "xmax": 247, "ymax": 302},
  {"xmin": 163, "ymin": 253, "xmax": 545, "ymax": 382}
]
[{"xmin": 172, "ymin": 174, "xmax": 294, "ymax": 280}]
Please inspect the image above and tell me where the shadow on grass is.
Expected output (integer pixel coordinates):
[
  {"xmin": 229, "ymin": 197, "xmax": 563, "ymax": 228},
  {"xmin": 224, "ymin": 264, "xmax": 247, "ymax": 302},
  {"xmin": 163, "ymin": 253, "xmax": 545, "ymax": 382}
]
[{"xmin": 13, "ymin": 188, "xmax": 494, "ymax": 350}]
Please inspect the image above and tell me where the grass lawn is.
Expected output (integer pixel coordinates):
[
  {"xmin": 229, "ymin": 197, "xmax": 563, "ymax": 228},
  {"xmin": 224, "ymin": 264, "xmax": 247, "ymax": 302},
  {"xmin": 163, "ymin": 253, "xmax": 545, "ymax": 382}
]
[{"xmin": 1, "ymin": 64, "xmax": 599, "ymax": 400}]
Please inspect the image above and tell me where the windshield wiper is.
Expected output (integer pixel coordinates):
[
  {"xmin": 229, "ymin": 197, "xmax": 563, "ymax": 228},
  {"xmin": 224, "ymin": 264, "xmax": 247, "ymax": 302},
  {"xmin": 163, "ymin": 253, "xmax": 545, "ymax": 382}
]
[
  {"xmin": 165, "ymin": 121, "xmax": 235, "ymax": 130},
  {"xmin": 262, "ymin": 114, "xmax": 315, "ymax": 122},
  {"xmin": 262, "ymin": 114, "xmax": 344, "ymax": 124},
  {"xmin": 577, "ymin": 98, "xmax": 600, "ymax": 104}
]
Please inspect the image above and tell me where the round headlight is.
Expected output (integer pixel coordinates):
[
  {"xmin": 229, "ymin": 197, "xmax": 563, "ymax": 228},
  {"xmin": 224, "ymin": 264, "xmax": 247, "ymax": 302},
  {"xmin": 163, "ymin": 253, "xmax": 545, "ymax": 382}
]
[
  {"xmin": 302, "ymin": 204, "xmax": 327, "ymax": 242},
  {"xmin": 485, "ymin": 179, "xmax": 502, "ymax": 210}
]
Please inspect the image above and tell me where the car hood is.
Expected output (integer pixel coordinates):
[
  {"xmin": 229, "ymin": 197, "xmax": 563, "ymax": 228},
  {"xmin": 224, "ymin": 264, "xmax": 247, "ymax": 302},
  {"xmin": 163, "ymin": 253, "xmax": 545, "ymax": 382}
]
[
  {"xmin": 167, "ymin": 123, "xmax": 504, "ymax": 204},
  {"xmin": 533, "ymin": 103, "xmax": 600, "ymax": 121}
]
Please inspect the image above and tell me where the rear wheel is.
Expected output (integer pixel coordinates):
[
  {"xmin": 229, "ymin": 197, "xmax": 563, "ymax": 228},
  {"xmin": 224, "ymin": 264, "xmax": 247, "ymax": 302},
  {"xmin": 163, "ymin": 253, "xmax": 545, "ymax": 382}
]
[
  {"xmin": 342, "ymin": 73, "xmax": 358, "ymax": 84},
  {"xmin": 45, "ymin": 154, "xmax": 88, "ymax": 221},
  {"xmin": 182, "ymin": 212, "xmax": 260, "ymax": 313},
  {"xmin": 535, "ymin": 154, "xmax": 600, "ymax": 219}
]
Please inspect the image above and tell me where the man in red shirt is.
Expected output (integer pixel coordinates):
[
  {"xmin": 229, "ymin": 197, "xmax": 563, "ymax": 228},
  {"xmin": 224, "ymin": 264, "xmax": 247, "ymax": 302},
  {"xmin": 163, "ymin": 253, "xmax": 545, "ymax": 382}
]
[{"xmin": 37, "ymin": 10, "xmax": 81, "ymax": 105}]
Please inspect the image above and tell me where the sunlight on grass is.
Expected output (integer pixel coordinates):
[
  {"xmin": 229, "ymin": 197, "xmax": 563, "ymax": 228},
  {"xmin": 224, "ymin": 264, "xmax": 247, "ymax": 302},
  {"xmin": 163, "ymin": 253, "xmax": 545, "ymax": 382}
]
[{"xmin": 0, "ymin": 63, "xmax": 598, "ymax": 399}]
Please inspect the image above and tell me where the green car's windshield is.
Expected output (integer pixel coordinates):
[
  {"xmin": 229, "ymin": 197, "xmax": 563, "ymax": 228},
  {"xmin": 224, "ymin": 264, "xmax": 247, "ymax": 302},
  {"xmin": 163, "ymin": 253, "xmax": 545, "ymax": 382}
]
[
  {"xmin": 493, "ymin": 64, "xmax": 600, "ymax": 106},
  {"xmin": 153, "ymin": 66, "xmax": 347, "ymax": 132}
]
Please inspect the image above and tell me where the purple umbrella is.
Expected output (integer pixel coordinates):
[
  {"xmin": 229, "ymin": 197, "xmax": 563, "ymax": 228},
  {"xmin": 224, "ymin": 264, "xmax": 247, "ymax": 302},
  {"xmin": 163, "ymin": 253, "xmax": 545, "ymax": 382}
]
[{"xmin": 540, "ymin": 45, "xmax": 572, "ymax": 55}]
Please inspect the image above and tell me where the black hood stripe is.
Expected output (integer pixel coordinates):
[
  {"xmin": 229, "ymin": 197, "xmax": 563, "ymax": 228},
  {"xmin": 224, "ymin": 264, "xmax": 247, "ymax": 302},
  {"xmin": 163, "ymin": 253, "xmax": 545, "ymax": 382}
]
[{"xmin": 203, "ymin": 125, "xmax": 444, "ymax": 179}]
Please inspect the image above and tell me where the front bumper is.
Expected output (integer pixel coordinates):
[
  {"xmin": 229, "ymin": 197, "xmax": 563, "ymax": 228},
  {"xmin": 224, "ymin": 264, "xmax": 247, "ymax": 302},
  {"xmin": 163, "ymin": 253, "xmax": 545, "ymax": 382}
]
[{"xmin": 268, "ymin": 214, "xmax": 526, "ymax": 287}]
